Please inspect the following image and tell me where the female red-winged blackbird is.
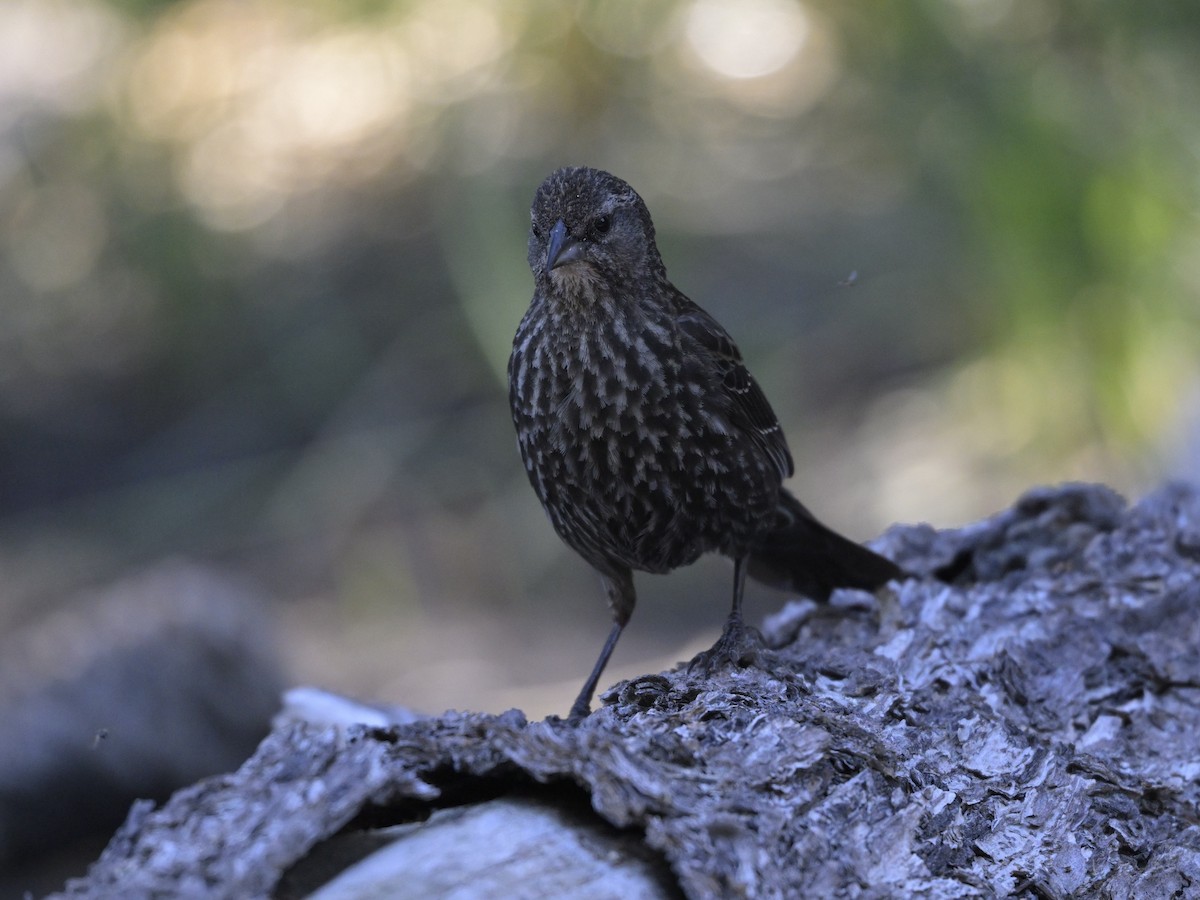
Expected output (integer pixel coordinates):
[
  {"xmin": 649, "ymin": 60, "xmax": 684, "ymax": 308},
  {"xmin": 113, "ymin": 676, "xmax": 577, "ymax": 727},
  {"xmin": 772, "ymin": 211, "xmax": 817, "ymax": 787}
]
[{"xmin": 509, "ymin": 166, "xmax": 902, "ymax": 719}]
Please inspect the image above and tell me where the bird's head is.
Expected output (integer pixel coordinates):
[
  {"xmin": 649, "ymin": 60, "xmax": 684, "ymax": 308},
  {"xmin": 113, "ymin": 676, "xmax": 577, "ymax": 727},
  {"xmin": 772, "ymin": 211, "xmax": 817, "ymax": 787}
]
[{"xmin": 527, "ymin": 166, "xmax": 665, "ymax": 305}]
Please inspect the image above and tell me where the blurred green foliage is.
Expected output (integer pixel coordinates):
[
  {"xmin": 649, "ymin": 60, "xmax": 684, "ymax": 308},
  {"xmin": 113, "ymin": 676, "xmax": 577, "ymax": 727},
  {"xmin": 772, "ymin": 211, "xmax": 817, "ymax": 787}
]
[{"xmin": 0, "ymin": 0, "xmax": 1197, "ymax": 646}]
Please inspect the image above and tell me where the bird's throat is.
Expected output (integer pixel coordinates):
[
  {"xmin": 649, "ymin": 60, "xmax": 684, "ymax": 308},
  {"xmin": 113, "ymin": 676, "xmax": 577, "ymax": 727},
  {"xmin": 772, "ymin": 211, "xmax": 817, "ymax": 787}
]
[{"xmin": 548, "ymin": 264, "xmax": 613, "ymax": 316}]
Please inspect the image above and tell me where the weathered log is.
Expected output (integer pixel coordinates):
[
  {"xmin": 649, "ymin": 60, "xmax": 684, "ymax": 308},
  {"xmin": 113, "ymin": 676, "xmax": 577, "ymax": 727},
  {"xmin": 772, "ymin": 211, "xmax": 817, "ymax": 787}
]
[{"xmin": 54, "ymin": 483, "xmax": 1200, "ymax": 898}]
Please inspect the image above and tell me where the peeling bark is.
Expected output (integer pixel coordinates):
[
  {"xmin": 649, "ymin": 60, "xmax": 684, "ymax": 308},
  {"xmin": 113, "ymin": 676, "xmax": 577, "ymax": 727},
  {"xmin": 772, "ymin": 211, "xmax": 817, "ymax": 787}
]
[{"xmin": 54, "ymin": 483, "xmax": 1200, "ymax": 898}]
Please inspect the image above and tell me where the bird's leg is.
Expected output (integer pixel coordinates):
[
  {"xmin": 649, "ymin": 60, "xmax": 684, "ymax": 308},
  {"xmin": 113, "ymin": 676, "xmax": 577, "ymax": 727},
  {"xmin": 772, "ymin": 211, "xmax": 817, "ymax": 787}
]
[
  {"xmin": 727, "ymin": 552, "xmax": 748, "ymax": 630},
  {"xmin": 690, "ymin": 555, "xmax": 764, "ymax": 674},
  {"xmin": 568, "ymin": 565, "xmax": 635, "ymax": 721},
  {"xmin": 568, "ymin": 620, "xmax": 624, "ymax": 721}
]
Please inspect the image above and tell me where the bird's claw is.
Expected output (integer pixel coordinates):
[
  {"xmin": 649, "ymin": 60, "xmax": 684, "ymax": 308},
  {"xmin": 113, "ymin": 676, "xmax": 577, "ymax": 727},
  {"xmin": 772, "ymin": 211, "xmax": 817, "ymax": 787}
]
[{"xmin": 689, "ymin": 617, "xmax": 766, "ymax": 675}]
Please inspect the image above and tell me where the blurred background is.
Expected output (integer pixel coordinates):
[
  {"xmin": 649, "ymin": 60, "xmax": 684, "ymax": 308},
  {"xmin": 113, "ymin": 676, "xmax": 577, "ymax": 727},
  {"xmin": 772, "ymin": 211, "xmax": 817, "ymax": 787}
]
[{"xmin": 1, "ymin": 0, "xmax": 1199, "ymax": 889}]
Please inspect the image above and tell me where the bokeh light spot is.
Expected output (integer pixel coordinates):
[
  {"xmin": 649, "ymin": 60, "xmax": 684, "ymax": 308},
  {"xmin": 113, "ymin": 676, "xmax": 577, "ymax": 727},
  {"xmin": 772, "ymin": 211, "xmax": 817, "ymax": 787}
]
[
  {"xmin": 685, "ymin": 0, "xmax": 810, "ymax": 80},
  {"xmin": 5, "ymin": 182, "xmax": 107, "ymax": 292}
]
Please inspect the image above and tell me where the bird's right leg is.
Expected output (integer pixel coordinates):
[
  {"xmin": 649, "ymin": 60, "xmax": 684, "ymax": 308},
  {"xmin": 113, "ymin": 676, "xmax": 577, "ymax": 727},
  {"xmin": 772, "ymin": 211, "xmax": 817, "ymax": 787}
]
[{"xmin": 568, "ymin": 564, "xmax": 635, "ymax": 721}]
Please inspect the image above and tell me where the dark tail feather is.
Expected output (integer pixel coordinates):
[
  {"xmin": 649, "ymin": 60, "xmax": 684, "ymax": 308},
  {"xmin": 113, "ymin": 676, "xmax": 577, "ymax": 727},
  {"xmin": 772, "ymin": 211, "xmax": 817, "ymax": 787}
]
[{"xmin": 747, "ymin": 490, "xmax": 905, "ymax": 601}]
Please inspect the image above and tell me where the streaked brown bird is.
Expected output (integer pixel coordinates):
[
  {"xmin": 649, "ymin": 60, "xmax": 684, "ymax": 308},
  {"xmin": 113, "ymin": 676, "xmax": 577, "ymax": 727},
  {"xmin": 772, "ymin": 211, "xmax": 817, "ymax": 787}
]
[{"xmin": 508, "ymin": 166, "xmax": 902, "ymax": 719}]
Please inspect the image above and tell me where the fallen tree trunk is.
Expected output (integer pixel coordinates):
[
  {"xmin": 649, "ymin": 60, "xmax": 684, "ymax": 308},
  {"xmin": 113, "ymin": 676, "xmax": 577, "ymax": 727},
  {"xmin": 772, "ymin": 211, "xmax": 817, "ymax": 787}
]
[{"xmin": 55, "ymin": 483, "xmax": 1200, "ymax": 898}]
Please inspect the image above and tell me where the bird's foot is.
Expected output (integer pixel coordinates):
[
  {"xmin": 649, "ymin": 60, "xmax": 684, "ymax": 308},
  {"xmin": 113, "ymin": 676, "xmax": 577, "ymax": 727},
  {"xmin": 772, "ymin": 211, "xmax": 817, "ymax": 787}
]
[
  {"xmin": 688, "ymin": 616, "xmax": 766, "ymax": 675},
  {"xmin": 566, "ymin": 698, "xmax": 592, "ymax": 723}
]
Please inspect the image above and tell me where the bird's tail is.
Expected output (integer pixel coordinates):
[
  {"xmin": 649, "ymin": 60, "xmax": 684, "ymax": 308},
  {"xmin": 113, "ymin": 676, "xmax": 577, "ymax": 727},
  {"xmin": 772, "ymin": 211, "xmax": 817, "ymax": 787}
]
[{"xmin": 746, "ymin": 490, "xmax": 905, "ymax": 601}]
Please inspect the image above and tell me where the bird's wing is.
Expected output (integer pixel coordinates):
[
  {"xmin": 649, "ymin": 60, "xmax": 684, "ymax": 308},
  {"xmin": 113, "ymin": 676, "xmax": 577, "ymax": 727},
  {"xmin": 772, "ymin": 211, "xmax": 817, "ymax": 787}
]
[{"xmin": 674, "ymin": 294, "xmax": 795, "ymax": 480}]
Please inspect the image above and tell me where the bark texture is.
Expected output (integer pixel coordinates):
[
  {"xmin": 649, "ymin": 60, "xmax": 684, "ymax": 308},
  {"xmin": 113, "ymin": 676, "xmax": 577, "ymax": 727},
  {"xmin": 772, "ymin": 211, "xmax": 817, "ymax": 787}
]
[{"xmin": 55, "ymin": 483, "xmax": 1200, "ymax": 898}]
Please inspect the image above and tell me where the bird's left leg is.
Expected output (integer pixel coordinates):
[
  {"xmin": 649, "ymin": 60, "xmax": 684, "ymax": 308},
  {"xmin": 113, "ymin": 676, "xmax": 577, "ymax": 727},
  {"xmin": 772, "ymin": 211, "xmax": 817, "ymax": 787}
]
[{"xmin": 690, "ymin": 555, "xmax": 765, "ymax": 673}]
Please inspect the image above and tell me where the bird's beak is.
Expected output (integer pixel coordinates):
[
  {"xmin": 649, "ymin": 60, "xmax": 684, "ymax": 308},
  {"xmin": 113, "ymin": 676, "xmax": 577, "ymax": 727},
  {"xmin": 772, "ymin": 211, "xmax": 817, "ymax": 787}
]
[{"xmin": 546, "ymin": 219, "xmax": 585, "ymax": 270}]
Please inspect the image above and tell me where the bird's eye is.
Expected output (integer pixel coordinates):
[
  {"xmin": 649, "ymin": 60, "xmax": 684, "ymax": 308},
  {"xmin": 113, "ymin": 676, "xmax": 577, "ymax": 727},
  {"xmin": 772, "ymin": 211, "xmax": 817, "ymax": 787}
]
[
  {"xmin": 591, "ymin": 215, "xmax": 611, "ymax": 238},
  {"xmin": 531, "ymin": 222, "xmax": 543, "ymax": 240}
]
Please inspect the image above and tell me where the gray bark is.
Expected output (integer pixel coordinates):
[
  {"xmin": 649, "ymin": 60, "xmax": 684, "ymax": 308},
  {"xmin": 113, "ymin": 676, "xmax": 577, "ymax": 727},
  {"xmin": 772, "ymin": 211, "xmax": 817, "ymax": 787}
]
[{"xmin": 53, "ymin": 483, "xmax": 1200, "ymax": 898}]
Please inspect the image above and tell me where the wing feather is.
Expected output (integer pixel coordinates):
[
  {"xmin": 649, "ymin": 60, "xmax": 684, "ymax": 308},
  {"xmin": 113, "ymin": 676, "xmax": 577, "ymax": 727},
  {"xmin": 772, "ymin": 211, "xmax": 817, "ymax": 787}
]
[{"xmin": 674, "ymin": 292, "xmax": 794, "ymax": 480}]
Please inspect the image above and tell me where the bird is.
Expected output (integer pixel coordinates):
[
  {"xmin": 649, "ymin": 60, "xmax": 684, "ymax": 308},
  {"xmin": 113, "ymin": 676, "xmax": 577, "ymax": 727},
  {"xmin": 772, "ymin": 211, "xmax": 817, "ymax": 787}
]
[{"xmin": 508, "ymin": 166, "xmax": 903, "ymax": 720}]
